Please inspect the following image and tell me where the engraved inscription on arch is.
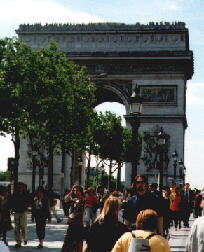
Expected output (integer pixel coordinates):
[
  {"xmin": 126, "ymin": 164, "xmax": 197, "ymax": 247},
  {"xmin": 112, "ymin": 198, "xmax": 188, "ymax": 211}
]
[{"xmin": 140, "ymin": 86, "xmax": 177, "ymax": 104}]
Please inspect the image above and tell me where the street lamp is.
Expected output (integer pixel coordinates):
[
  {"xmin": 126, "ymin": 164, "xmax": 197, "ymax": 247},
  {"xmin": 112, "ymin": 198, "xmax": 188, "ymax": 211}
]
[
  {"xmin": 183, "ymin": 166, "xmax": 186, "ymax": 183},
  {"xmin": 178, "ymin": 158, "xmax": 184, "ymax": 179},
  {"xmin": 129, "ymin": 85, "xmax": 142, "ymax": 182},
  {"xmin": 157, "ymin": 127, "xmax": 166, "ymax": 192},
  {"xmin": 172, "ymin": 149, "xmax": 178, "ymax": 181},
  {"xmin": 129, "ymin": 85, "xmax": 143, "ymax": 115}
]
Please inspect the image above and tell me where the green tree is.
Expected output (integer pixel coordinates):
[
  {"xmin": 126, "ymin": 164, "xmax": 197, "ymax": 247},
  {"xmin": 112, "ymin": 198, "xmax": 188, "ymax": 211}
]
[
  {"xmin": 94, "ymin": 111, "xmax": 124, "ymax": 190},
  {"xmin": 93, "ymin": 111, "xmax": 142, "ymax": 190},
  {"xmin": 0, "ymin": 39, "xmax": 95, "ymax": 191},
  {"xmin": 17, "ymin": 42, "xmax": 95, "ymax": 189},
  {"xmin": 0, "ymin": 38, "xmax": 34, "ymax": 189}
]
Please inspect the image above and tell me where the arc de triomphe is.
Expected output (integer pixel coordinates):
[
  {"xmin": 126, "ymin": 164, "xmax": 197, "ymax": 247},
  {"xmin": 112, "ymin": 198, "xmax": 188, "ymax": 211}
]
[{"xmin": 16, "ymin": 22, "xmax": 193, "ymax": 189}]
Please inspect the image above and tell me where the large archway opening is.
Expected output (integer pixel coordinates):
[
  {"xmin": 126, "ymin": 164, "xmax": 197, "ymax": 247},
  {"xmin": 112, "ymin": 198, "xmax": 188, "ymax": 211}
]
[
  {"xmin": 95, "ymin": 102, "xmax": 126, "ymax": 187},
  {"xmin": 86, "ymin": 82, "xmax": 131, "ymax": 190}
]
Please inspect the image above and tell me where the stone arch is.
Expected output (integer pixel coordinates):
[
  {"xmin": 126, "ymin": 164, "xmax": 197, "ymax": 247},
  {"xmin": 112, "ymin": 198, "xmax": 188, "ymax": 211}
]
[{"xmin": 94, "ymin": 83, "xmax": 130, "ymax": 115}]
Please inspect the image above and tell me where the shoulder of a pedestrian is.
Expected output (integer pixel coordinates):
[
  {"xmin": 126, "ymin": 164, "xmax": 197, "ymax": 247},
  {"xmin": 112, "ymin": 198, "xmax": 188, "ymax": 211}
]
[
  {"xmin": 127, "ymin": 195, "xmax": 138, "ymax": 205},
  {"xmin": 111, "ymin": 231, "xmax": 133, "ymax": 252},
  {"xmin": 149, "ymin": 233, "xmax": 170, "ymax": 251}
]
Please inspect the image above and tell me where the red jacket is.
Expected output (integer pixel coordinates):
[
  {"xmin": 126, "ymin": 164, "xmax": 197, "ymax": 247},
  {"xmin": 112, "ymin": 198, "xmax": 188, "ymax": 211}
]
[
  {"xmin": 85, "ymin": 195, "xmax": 98, "ymax": 208},
  {"xmin": 171, "ymin": 196, "xmax": 183, "ymax": 211}
]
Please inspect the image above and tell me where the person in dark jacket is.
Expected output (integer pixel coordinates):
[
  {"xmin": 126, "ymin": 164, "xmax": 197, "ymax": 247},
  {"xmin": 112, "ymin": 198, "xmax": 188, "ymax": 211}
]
[
  {"xmin": 86, "ymin": 196, "xmax": 128, "ymax": 252},
  {"xmin": 0, "ymin": 186, "xmax": 13, "ymax": 246},
  {"xmin": 32, "ymin": 188, "xmax": 51, "ymax": 249},
  {"xmin": 123, "ymin": 175, "xmax": 164, "ymax": 235},
  {"xmin": 9, "ymin": 182, "xmax": 32, "ymax": 248}
]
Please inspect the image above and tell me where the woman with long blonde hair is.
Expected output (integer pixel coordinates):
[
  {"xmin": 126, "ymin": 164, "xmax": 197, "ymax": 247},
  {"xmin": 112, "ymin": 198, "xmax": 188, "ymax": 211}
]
[{"xmin": 86, "ymin": 196, "xmax": 128, "ymax": 252}]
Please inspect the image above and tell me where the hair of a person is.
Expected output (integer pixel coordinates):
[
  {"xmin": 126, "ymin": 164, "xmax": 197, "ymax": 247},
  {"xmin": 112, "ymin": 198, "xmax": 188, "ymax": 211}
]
[
  {"xmin": 136, "ymin": 209, "xmax": 158, "ymax": 231},
  {"xmin": 72, "ymin": 185, "xmax": 84, "ymax": 196},
  {"xmin": 96, "ymin": 196, "xmax": 121, "ymax": 223},
  {"xmin": 87, "ymin": 187, "xmax": 95, "ymax": 193},
  {"xmin": 134, "ymin": 175, "xmax": 148, "ymax": 184}
]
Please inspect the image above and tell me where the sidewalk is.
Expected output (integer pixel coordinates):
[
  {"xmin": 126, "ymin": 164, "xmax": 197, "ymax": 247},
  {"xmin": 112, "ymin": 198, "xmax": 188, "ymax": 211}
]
[
  {"xmin": 168, "ymin": 216, "xmax": 194, "ymax": 252},
  {"xmin": 7, "ymin": 209, "xmax": 67, "ymax": 252},
  {"xmin": 6, "ymin": 209, "xmax": 195, "ymax": 252}
]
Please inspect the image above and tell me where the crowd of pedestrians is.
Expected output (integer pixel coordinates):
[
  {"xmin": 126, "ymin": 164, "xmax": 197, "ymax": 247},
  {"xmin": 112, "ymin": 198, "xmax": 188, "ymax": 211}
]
[{"xmin": 0, "ymin": 176, "xmax": 204, "ymax": 251}]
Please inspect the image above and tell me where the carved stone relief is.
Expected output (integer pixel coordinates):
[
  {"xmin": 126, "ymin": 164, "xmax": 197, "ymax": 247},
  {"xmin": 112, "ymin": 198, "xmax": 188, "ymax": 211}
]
[
  {"xmin": 142, "ymin": 125, "xmax": 170, "ymax": 171},
  {"xmin": 140, "ymin": 86, "xmax": 176, "ymax": 104},
  {"xmin": 19, "ymin": 33, "xmax": 186, "ymax": 52}
]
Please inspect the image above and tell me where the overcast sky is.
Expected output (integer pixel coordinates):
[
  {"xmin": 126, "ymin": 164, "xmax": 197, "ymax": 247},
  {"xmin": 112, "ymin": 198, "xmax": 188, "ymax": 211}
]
[{"xmin": 0, "ymin": 0, "xmax": 204, "ymax": 189}]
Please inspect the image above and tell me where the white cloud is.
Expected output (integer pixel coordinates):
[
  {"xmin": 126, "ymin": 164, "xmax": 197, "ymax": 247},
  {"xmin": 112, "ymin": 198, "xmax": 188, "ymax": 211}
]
[
  {"xmin": 166, "ymin": 3, "xmax": 180, "ymax": 11},
  {"xmin": 0, "ymin": 0, "xmax": 104, "ymax": 38}
]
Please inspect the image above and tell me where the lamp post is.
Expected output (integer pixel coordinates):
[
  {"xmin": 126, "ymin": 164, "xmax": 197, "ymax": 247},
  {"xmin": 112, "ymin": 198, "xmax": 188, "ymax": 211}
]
[
  {"xmin": 157, "ymin": 127, "xmax": 166, "ymax": 192},
  {"xmin": 129, "ymin": 85, "xmax": 142, "ymax": 182},
  {"xmin": 178, "ymin": 158, "xmax": 185, "ymax": 184},
  {"xmin": 172, "ymin": 149, "xmax": 178, "ymax": 181},
  {"xmin": 183, "ymin": 166, "xmax": 186, "ymax": 183}
]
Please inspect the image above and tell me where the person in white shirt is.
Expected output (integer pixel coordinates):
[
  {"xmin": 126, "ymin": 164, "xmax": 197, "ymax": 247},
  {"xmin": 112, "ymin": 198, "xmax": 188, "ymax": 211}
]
[{"xmin": 186, "ymin": 216, "xmax": 204, "ymax": 252}]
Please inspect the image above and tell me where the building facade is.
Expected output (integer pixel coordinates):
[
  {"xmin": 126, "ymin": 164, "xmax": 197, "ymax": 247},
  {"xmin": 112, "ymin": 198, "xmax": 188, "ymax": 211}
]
[{"xmin": 16, "ymin": 22, "xmax": 193, "ymax": 190}]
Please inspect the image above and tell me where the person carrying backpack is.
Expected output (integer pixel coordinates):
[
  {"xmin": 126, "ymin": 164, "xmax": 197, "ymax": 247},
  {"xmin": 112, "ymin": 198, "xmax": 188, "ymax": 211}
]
[{"xmin": 111, "ymin": 209, "xmax": 171, "ymax": 252}]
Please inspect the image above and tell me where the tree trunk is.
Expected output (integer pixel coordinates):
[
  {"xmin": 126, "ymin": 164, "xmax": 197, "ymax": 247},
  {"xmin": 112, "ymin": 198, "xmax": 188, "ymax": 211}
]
[
  {"xmin": 29, "ymin": 136, "xmax": 37, "ymax": 194},
  {"xmin": 70, "ymin": 149, "xmax": 75, "ymax": 187},
  {"xmin": 31, "ymin": 155, "xmax": 37, "ymax": 193},
  {"xmin": 13, "ymin": 127, "xmax": 20, "ymax": 192},
  {"xmin": 48, "ymin": 137, "xmax": 54, "ymax": 189},
  {"xmin": 108, "ymin": 160, "xmax": 112, "ymax": 191},
  {"xmin": 116, "ymin": 162, "xmax": 122, "ymax": 190},
  {"xmin": 60, "ymin": 146, "xmax": 65, "ymax": 208},
  {"xmin": 86, "ymin": 150, "xmax": 91, "ymax": 188}
]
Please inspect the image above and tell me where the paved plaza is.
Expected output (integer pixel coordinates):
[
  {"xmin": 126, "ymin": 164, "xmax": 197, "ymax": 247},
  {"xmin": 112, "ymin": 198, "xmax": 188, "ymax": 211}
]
[
  {"xmin": 5, "ymin": 208, "xmax": 194, "ymax": 252},
  {"xmin": 7, "ymin": 209, "xmax": 66, "ymax": 252}
]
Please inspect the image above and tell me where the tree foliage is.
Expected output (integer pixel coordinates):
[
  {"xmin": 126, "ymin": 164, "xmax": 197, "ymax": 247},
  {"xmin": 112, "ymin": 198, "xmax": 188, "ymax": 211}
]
[{"xmin": 0, "ymin": 38, "xmax": 95, "ymax": 188}]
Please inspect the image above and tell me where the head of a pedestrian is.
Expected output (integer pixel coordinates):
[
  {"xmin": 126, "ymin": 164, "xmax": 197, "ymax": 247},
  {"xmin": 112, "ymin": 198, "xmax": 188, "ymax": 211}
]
[
  {"xmin": 150, "ymin": 183, "xmax": 158, "ymax": 192},
  {"xmin": 135, "ymin": 175, "xmax": 148, "ymax": 195},
  {"xmin": 36, "ymin": 190, "xmax": 45, "ymax": 200},
  {"xmin": 136, "ymin": 209, "xmax": 158, "ymax": 232},
  {"xmin": 171, "ymin": 182, "xmax": 176, "ymax": 189},
  {"xmin": 97, "ymin": 196, "xmax": 121, "ymax": 223},
  {"xmin": 175, "ymin": 187, "xmax": 181, "ymax": 196},
  {"xmin": 72, "ymin": 185, "xmax": 84, "ymax": 198},
  {"xmin": 164, "ymin": 186, "xmax": 171, "ymax": 197},
  {"xmin": 87, "ymin": 187, "xmax": 95, "ymax": 195},
  {"xmin": 17, "ymin": 182, "xmax": 26, "ymax": 193},
  {"xmin": 185, "ymin": 183, "xmax": 190, "ymax": 190}
]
